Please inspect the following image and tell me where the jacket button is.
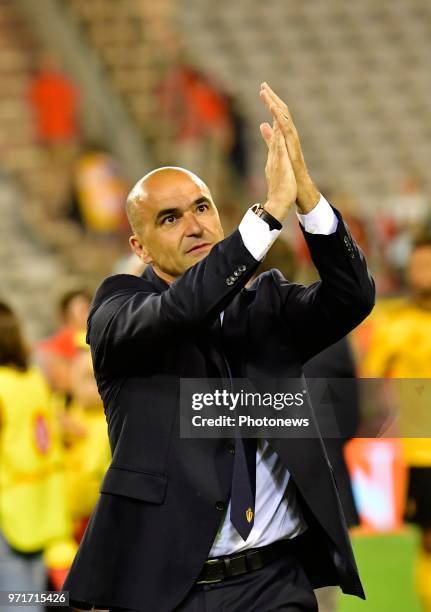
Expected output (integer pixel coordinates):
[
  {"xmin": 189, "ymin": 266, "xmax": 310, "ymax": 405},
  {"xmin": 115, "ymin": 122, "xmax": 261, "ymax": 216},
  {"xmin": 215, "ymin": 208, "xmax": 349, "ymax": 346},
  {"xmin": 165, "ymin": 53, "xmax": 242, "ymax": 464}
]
[
  {"xmin": 215, "ymin": 501, "xmax": 226, "ymax": 511},
  {"xmin": 226, "ymin": 278, "xmax": 234, "ymax": 286},
  {"xmin": 228, "ymin": 444, "xmax": 235, "ymax": 455},
  {"xmin": 233, "ymin": 270, "xmax": 241, "ymax": 277},
  {"xmin": 238, "ymin": 265, "xmax": 246, "ymax": 272}
]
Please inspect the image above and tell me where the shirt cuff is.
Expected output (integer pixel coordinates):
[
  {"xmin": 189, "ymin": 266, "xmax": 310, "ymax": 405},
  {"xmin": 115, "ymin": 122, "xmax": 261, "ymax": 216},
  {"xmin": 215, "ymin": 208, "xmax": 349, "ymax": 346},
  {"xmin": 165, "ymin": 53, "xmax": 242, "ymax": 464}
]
[
  {"xmin": 296, "ymin": 195, "xmax": 338, "ymax": 235},
  {"xmin": 239, "ymin": 208, "xmax": 281, "ymax": 261}
]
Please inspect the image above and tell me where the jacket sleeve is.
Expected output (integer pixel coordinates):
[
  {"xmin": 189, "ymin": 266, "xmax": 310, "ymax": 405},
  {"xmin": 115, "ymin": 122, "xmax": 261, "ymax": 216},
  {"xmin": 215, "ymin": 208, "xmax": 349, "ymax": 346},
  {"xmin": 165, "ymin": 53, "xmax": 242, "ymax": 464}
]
[
  {"xmin": 274, "ymin": 207, "xmax": 375, "ymax": 364},
  {"xmin": 88, "ymin": 229, "xmax": 260, "ymax": 371}
]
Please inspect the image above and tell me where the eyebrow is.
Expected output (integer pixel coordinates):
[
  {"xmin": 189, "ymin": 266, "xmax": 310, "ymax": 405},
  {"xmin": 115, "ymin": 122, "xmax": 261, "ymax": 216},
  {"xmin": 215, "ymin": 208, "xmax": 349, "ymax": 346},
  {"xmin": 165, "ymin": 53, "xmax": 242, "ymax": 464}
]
[{"xmin": 155, "ymin": 197, "xmax": 211, "ymax": 222}]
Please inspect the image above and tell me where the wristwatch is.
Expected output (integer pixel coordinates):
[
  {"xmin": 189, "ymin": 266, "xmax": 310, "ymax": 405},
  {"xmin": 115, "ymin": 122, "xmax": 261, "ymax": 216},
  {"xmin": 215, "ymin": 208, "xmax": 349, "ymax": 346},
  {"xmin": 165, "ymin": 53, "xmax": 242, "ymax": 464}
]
[{"xmin": 251, "ymin": 203, "xmax": 282, "ymax": 231}]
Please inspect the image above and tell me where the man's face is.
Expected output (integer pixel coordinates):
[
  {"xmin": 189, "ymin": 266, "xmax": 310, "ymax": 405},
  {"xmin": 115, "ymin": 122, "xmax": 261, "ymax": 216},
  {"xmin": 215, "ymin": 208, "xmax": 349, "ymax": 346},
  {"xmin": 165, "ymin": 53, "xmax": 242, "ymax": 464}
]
[
  {"xmin": 130, "ymin": 172, "xmax": 224, "ymax": 283},
  {"xmin": 408, "ymin": 245, "xmax": 431, "ymax": 298}
]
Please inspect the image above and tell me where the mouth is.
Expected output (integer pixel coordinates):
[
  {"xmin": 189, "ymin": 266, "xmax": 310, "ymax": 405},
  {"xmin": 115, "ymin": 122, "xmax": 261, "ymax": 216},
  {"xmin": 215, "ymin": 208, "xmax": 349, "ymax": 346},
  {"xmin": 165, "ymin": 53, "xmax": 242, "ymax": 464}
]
[{"xmin": 186, "ymin": 243, "xmax": 212, "ymax": 255}]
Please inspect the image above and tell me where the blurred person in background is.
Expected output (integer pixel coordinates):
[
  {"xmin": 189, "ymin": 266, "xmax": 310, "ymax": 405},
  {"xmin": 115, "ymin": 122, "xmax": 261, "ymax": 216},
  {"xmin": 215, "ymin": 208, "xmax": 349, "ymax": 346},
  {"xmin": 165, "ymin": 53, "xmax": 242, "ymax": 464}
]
[
  {"xmin": 67, "ymin": 144, "xmax": 129, "ymax": 237},
  {"xmin": 363, "ymin": 233, "xmax": 431, "ymax": 611},
  {"xmin": 156, "ymin": 64, "xmax": 232, "ymax": 196},
  {"xmin": 39, "ymin": 288, "xmax": 91, "ymax": 363},
  {"xmin": 37, "ymin": 288, "xmax": 91, "ymax": 395},
  {"xmin": 28, "ymin": 52, "xmax": 80, "ymax": 151},
  {"xmin": 377, "ymin": 175, "xmax": 430, "ymax": 295},
  {"xmin": 37, "ymin": 289, "xmax": 92, "ymax": 472},
  {"xmin": 0, "ymin": 301, "xmax": 76, "ymax": 604},
  {"xmin": 258, "ymin": 239, "xmax": 361, "ymax": 612},
  {"xmin": 224, "ymin": 94, "xmax": 249, "ymax": 183},
  {"xmin": 64, "ymin": 332, "xmax": 111, "ymax": 543}
]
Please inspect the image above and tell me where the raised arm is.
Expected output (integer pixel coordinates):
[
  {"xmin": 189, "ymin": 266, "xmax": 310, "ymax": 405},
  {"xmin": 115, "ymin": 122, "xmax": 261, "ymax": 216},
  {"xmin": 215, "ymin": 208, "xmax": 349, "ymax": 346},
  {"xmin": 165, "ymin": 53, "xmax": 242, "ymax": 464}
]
[
  {"xmin": 275, "ymin": 205, "xmax": 375, "ymax": 363},
  {"xmin": 259, "ymin": 83, "xmax": 374, "ymax": 362}
]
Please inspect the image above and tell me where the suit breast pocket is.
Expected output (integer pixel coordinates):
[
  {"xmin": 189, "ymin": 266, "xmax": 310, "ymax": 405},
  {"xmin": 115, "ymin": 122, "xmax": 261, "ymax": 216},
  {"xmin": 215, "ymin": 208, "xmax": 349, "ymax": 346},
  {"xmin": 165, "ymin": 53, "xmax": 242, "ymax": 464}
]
[{"xmin": 100, "ymin": 465, "xmax": 168, "ymax": 504}]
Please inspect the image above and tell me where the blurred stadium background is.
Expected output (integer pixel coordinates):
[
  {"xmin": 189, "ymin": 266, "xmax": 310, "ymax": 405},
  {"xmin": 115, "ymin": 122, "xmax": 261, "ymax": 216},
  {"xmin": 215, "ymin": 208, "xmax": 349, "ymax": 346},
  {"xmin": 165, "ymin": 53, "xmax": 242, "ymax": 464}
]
[{"xmin": 1, "ymin": 1, "xmax": 431, "ymax": 610}]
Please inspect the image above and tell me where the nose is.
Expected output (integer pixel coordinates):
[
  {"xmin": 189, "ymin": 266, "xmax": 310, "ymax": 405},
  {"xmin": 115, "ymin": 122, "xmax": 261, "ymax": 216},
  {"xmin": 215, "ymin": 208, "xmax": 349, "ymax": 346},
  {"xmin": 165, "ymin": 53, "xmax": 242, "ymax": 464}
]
[{"xmin": 184, "ymin": 211, "xmax": 204, "ymax": 237}]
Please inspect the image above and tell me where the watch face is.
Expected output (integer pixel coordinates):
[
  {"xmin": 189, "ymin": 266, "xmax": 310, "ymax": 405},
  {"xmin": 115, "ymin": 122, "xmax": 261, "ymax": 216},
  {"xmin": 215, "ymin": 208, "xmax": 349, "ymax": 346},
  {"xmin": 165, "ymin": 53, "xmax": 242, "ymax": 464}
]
[{"xmin": 253, "ymin": 204, "xmax": 264, "ymax": 215}]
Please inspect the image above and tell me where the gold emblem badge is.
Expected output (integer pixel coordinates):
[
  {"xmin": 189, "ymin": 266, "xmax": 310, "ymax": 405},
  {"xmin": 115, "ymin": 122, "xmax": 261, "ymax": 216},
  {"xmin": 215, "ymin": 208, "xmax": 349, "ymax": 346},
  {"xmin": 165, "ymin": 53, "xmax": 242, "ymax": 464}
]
[{"xmin": 246, "ymin": 507, "xmax": 254, "ymax": 523}]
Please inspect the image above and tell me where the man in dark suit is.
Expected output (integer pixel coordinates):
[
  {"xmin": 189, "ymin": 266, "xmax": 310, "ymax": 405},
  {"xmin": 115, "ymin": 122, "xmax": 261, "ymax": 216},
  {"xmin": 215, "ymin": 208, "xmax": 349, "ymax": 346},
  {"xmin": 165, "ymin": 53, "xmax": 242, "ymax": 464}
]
[{"xmin": 64, "ymin": 83, "xmax": 375, "ymax": 611}]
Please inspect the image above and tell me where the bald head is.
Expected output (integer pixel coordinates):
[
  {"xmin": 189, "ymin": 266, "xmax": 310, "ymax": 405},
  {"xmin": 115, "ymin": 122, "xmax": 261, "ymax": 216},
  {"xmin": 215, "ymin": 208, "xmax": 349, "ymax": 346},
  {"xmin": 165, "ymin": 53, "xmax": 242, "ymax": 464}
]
[
  {"xmin": 127, "ymin": 166, "xmax": 224, "ymax": 284},
  {"xmin": 126, "ymin": 167, "xmax": 210, "ymax": 236}
]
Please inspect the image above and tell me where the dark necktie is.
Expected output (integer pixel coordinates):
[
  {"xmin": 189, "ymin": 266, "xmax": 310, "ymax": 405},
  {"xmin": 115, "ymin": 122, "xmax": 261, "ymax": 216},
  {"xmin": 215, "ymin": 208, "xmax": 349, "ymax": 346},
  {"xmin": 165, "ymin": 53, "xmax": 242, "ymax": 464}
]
[
  {"xmin": 212, "ymin": 313, "xmax": 257, "ymax": 541},
  {"xmin": 230, "ymin": 433, "xmax": 257, "ymax": 540}
]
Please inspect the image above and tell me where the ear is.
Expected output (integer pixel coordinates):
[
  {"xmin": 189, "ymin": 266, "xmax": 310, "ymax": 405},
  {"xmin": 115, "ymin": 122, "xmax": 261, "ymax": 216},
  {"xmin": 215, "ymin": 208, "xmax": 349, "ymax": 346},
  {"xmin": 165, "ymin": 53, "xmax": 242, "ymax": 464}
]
[{"xmin": 129, "ymin": 235, "xmax": 153, "ymax": 265}]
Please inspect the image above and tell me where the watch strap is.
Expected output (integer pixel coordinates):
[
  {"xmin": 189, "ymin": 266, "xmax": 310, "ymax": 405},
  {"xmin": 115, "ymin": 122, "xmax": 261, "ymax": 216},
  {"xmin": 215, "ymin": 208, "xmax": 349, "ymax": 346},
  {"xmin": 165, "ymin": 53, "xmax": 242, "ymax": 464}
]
[{"xmin": 251, "ymin": 204, "xmax": 282, "ymax": 231}]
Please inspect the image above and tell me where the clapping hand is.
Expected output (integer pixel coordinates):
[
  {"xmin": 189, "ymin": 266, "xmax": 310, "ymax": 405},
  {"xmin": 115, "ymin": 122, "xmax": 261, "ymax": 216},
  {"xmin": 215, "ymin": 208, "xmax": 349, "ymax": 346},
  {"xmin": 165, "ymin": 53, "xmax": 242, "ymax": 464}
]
[
  {"xmin": 260, "ymin": 83, "xmax": 319, "ymax": 214},
  {"xmin": 261, "ymin": 118, "xmax": 297, "ymax": 224}
]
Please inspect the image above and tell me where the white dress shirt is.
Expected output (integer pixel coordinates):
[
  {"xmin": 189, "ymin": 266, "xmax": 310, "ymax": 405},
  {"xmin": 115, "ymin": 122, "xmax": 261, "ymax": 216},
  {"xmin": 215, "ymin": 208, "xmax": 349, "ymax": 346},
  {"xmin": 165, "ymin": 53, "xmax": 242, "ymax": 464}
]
[{"xmin": 209, "ymin": 195, "xmax": 338, "ymax": 557}]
